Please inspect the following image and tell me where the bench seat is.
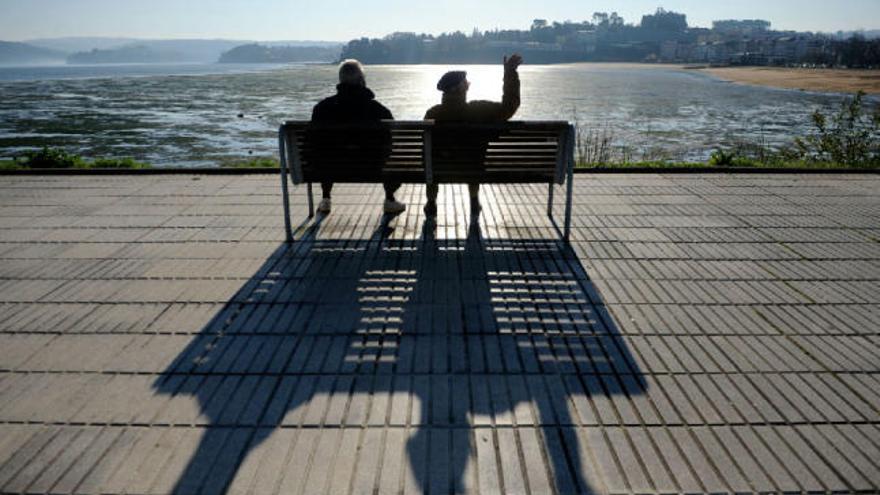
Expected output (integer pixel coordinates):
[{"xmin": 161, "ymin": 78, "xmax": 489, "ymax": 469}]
[{"xmin": 278, "ymin": 120, "xmax": 575, "ymax": 242}]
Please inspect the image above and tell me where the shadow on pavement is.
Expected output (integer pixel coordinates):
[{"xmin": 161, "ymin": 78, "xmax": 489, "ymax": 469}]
[{"xmin": 154, "ymin": 216, "xmax": 647, "ymax": 494}]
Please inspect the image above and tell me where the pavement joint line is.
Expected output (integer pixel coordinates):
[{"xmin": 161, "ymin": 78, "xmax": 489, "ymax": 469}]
[
  {"xmin": 2, "ymin": 370, "xmax": 878, "ymax": 377},
  {"xmin": 2, "ymin": 332, "xmax": 877, "ymax": 337}
]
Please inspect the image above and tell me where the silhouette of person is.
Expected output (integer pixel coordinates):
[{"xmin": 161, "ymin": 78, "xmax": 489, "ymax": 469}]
[
  {"xmin": 423, "ymin": 54, "xmax": 523, "ymax": 217},
  {"xmin": 310, "ymin": 59, "xmax": 405, "ymax": 215}
]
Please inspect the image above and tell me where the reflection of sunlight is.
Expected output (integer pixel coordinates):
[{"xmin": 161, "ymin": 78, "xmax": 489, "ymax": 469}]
[
  {"xmin": 373, "ymin": 65, "xmax": 508, "ymax": 120},
  {"xmin": 462, "ymin": 65, "xmax": 505, "ymax": 102}
]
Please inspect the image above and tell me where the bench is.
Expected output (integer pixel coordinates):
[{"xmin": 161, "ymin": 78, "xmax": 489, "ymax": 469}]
[{"xmin": 278, "ymin": 120, "xmax": 575, "ymax": 242}]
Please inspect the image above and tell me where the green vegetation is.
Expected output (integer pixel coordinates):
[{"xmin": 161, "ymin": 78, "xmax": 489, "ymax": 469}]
[
  {"xmin": 584, "ymin": 161, "xmax": 713, "ymax": 169},
  {"xmin": 581, "ymin": 159, "xmax": 854, "ymax": 170},
  {"xmin": 220, "ymin": 157, "xmax": 279, "ymax": 168},
  {"xmin": 1, "ymin": 147, "xmax": 151, "ymax": 170},
  {"xmin": 90, "ymin": 157, "xmax": 153, "ymax": 169},
  {"xmin": 789, "ymin": 91, "xmax": 880, "ymax": 167}
]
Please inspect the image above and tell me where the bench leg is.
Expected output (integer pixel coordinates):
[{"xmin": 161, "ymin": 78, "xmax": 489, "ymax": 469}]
[
  {"xmin": 279, "ymin": 142, "xmax": 294, "ymax": 244},
  {"xmin": 563, "ymin": 159, "xmax": 574, "ymax": 244},
  {"xmin": 307, "ymin": 183, "xmax": 315, "ymax": 219},
  {"xmin": 547, "ymin": 182, "xmax": 554, "ymax": 217}
]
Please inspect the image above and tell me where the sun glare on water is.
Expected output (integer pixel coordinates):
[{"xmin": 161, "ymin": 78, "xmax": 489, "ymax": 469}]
[{"xmin": 371, "ymin": 64, "xmax": 509, "ymax": 120}]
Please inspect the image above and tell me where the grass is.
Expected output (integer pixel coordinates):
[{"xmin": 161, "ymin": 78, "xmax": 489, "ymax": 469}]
[
  {"xmin": 576, "ymin": 159, "xmax": 864, "ymax": 170},
  {"xmin": 220, "ymin": 157, "xmax": 279, "ymax": 168},
  {"xmin": 1, "ymin": 152, "xmax": 872, "ymax": 172},
  {"xmin": 1, "ymin": 147, "xmax": 874, "ymax": 172},
  {"xmin": 0, "ymin": 150, "xmax": 283, "ymax": 170},
  {"xmin": 90, "ymin": 157, "xmax": 152, "ymax": 169},
  {"xmin": 2, "ymin": 148, "xmax": 151, "ymax": 170},
  {"xmin": 579, "ymin": 161, "xmax": 714, "ymax": 169}
]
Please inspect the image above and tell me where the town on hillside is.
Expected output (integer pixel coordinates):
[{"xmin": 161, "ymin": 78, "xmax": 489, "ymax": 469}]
[{"xmin": 340, "ymin": 9, "xmax": 880, "ymax": 67}]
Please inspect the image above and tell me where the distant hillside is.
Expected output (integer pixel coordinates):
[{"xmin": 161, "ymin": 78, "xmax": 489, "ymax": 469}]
[
  {"xmin": 53, "ymin": 38, "xmax": 342, "ymax": 64},
  {"xmin": 26, "ymin": 37, "xmax": 137, "ymax": 53},
  {"xmin": 65, "ymin": 40, "xmax": 253, "ymax": 64},
  {"xmin": 0, "ymin": 41, "xmax": 66, "ymax": 65},
  {"xmin": 67, "ymin": 45, "xmax": 190, "ymax": 64},
  {"xmin": 128, "ymin": 40, "xmax": 248, "ymax": 62},
  {"xmin": 219, "ymin": 43, "xmax": 341, "ymax": 63},
  {"xmin": 262, "ymin": 40, "xmax": 344, "ymax": 48}
]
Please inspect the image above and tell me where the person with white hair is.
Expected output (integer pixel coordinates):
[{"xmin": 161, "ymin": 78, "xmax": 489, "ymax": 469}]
[{"xmin": 310, "ymin": 59, "xmax": 405, "ymax": 215}]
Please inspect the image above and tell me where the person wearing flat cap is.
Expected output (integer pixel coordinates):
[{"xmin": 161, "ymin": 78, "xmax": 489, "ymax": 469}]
[{"xmin": 423, "ymin": 54, "xmax": 523, "ymax": 217}]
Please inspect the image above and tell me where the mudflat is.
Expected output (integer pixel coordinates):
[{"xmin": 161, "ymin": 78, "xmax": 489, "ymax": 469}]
[{"xmin": 703, "ymin": 66, "xmax": 880, "ymax": 94}]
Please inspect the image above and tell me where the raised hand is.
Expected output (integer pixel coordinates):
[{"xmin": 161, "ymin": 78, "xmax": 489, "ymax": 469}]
[{"xmin": 503, "ymin": 53, "xmax": 523, "ymax": 71}]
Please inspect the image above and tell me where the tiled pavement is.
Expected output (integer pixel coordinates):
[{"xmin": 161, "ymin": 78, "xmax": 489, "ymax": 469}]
[{"xmin": 0, "ymin": 173, "xmax": 878, "ymax": 495}]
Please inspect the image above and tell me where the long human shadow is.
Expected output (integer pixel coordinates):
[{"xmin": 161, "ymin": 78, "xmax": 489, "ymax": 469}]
[{"xmin": 153, "ymin": 215, "xmax": 647, "ymax": 494}]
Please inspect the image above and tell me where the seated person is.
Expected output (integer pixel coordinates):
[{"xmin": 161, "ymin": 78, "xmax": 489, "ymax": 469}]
[
  {"xmin": 310, "ymin": 59, "xmax": 405, "ymax": 214},
  {"xmin": 423, "ymin": 54, "xmax": 523, "ymax": 217}
]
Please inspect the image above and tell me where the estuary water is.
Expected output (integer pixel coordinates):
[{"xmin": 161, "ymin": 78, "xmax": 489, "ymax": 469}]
[{"xmin": 0, "ymin": 63, "xmax": 866, "ymax": 166}]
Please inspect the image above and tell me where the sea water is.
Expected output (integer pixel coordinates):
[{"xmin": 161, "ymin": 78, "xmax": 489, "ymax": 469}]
[{"xmin": 0, "ymin": 63, "xmax": 865, "ymax": 166}]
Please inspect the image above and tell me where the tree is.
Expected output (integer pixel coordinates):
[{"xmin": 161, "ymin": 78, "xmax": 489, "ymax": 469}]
[{"xmin": 641, "ymin": 8, "xmax": 688, "ymax": 32}]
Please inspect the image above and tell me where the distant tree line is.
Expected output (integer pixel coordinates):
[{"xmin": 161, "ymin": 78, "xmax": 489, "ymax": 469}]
[
  {"xmin": 218, "ymin": 44, "xmax": 340, "ymax": 63},
  {"xmin": 803, "ymin": 35, "xmax": 880, "ymax": 68},
  {"xmin": 340, "ymin": 9, "xmax": 694, "ymax": 64},
  {"xmin": 67, "ymin": 45, "xmax": 185, "ymax": 64}
]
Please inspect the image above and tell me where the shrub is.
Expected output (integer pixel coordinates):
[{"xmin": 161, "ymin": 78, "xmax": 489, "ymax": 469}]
[
  {"xmin": 708, "ymin": 149, "xmax": 757, "ymax": 167},
  {"xmin": 789, "ymin": 91, "xmax": 880, "ymax": 167},
  {"xmin": 20, "ymin": 147, "xmax": 86, "ymax": 169},
  {"xmin": 575, "ymin": 126, "xmax": 614, "ymax": 165},
  {"xmin": 14, "ymin": 148, "xmax": 151, "ymax": 169}
]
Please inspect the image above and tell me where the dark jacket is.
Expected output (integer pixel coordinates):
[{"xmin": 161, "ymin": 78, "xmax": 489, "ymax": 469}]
[
  {"xmin": 308, "ymin": 84, "xmax": 394, "ymax": 176},
  {"xmin": 312, "ymin": 84, "xmax": 394, "ymax": 122},
  {"xmin": 424, "ymin": 67, "xmax": 520, "ymax": 122},
  {"xmin": 425, "ymin": 67, "xmax": 520, "ymax": 170}
]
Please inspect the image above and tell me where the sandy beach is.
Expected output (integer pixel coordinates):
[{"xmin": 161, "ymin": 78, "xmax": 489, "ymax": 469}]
[{"xmin": 702, "ymin": 66, "xmax": 880, "ymax": 95}]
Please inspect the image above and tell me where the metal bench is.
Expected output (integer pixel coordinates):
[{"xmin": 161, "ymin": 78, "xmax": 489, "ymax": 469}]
[{"xmin": 278, "ymin": 120, "xmax": 575, "ymax": 242}]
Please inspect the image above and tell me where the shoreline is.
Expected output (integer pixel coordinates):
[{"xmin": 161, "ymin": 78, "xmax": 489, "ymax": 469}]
[{"xmin": 700, "ymin": 66, "xmax": 880, "ymax": 95}]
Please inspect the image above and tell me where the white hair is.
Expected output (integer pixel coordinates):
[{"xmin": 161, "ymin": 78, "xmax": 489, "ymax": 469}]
[{"xmin": 338, "ymin": 59, "xmax": 366, "ymax": 85}]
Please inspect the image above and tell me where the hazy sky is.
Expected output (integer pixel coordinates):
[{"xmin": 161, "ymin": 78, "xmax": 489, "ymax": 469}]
[{"xmin": 2, "ymin": 0, "xmax": 878, "ymax": 41}]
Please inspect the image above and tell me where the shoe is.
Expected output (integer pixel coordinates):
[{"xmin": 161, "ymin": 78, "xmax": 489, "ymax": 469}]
[
  {"xmin": 424, "ymin": 201, "xmax": 437, "ymax": 218},
  {"xmin": 317, "ymin": 198, "xmax": 331, "ymax": 214},
  {"xmin": 383, "ymin": 199, "xmax": 406, "ymax": 214}
]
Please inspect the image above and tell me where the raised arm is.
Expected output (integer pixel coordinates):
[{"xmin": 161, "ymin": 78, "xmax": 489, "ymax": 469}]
[
  {"xmin": 500, "ymin": 54, "xmax": 522, "ymax": 120},
  {"xmin": 467, "ymin": 54, "xmax": 522, "ymax": 121}
]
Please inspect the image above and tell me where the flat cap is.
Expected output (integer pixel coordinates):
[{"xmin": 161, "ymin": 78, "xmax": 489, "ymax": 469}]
[{"xmin": 437, "ymin": 71, "xmax": 467, "ymax": 92}]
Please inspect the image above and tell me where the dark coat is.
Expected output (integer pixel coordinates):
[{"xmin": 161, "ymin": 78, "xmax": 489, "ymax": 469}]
[
  {"xmin": 312, "ymin": 84, "xmax": 394, "ymax": 122},
  {"xmin": 308, "ymin": 84, "xmax": 394, "ymax": 178},
  {"xmin": 425, "ymin": 68, "xmax": 521, "ymax": 171}
]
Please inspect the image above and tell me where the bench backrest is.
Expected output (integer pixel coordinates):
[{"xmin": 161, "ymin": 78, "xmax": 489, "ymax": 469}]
[{"xmin": 279, "ymin": 120, "xmax": 573, "ymax": 186}]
